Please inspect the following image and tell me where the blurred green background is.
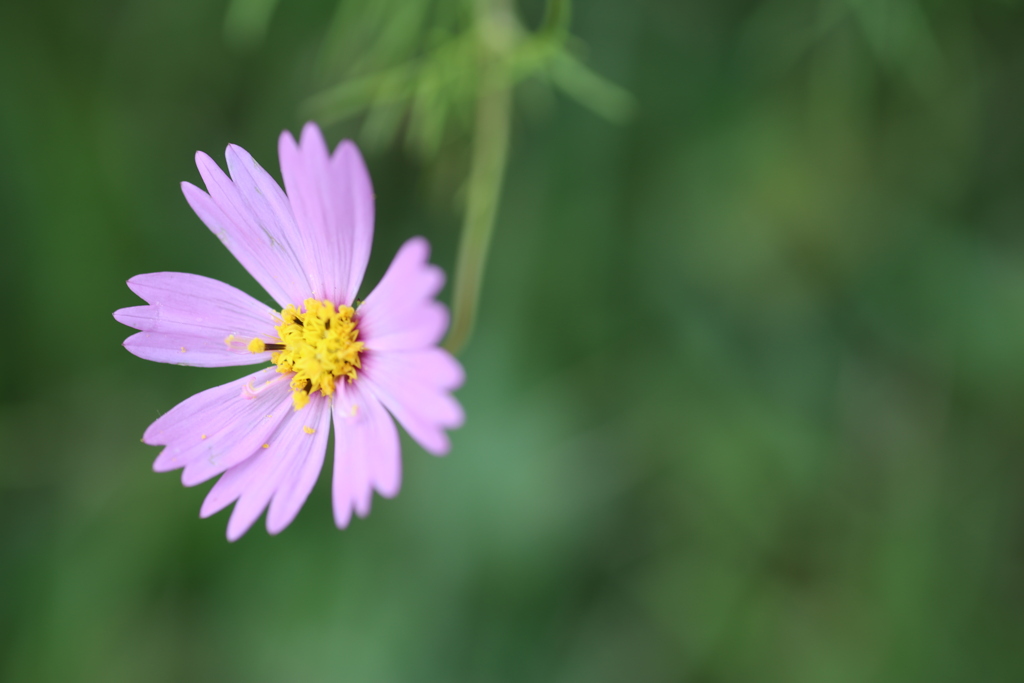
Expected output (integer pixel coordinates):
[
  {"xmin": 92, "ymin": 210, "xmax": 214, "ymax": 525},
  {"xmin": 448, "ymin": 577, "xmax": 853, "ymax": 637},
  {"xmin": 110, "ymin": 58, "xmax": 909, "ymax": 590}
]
[{"xmin": 3, "ymin": 0, "xmax": 1024, "ymax": 680}]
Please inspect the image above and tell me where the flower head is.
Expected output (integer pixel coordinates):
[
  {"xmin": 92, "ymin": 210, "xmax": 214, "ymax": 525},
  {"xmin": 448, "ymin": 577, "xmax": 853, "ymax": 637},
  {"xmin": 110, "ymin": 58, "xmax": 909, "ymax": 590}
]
[{"xmin": 114, "ymin": 123, "xmax": 464, "ymax": 540}]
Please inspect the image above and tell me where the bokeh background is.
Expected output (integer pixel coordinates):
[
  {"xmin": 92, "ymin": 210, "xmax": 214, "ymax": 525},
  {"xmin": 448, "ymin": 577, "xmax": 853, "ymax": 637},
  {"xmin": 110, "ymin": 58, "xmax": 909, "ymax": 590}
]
[{"xmin": 3, "ymin": 0, "xmax": 1024, "ymax": 680}]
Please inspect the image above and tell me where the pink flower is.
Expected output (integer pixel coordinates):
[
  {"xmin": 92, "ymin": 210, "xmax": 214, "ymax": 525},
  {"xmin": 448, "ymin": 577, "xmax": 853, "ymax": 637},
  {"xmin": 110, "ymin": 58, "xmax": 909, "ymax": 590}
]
[{"xmin": 114, "ymin": 123, "xmax": 464, "ymax": 540}]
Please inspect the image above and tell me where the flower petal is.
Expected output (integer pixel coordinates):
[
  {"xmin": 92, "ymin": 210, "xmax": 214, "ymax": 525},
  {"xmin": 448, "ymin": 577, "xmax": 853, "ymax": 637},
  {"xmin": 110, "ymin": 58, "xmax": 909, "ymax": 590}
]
[
  {"xmin": 361, "ymin": 348, "xmax": 464, "ymax": 456},
  {"xmin": 144, "ymin": 367, "xmax": 292, "ymax": 483},
  {"xmin": 333, "ymin": 139, "xmax": 375, "ymax": 304},
  {"xmin": 278, "ymin": 123, "xmax": 375, "ymax": 305},
  {"xmin": 266, "ymin": 401, "xmax": 332, "ymax": 535},
  {"xmin": 184, "ymin": 148, "xmax": 311, "ymax": 307},
  {"xmin": 115, "ymin": 272, "xmax": 277, "ymax": 367},
  {"xmin": 278, "ymin": 125, "xmax": 335, "ymax": 303},
  {"xmin": 180, "ymin": 389, "xmax": 294, "ymax": 487},
  {"xmin": 199, "ymin": 442, "xmax": 264, "ymax": 519},
  {"xmin": 359, "ymin": 236, "xmax": 448, "ymax": 352},
  {"xmin": 201, "ymin": 395, "xmax": 331, "ymax": 541},
  {"xmin": 331, "ymin": 380, "xmax": 401, "ymax": 529}
]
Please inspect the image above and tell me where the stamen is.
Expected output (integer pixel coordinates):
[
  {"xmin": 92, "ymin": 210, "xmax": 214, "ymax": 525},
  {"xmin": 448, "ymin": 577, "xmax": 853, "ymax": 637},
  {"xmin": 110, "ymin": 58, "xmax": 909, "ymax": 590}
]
[
  {"xmin": 264, "ymin": 298, "xmax": 365, "ymax": 410},
  {"xmin": 242, "ymin": 374, "xmax": 288, "ymax": 399}
]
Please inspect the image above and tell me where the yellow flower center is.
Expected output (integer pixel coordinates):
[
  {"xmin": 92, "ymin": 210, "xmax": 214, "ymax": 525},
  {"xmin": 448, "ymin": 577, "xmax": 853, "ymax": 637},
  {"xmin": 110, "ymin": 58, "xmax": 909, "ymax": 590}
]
[{"xmin": 246, "ymin": 299, "xmax": 364, "ymax": 410}]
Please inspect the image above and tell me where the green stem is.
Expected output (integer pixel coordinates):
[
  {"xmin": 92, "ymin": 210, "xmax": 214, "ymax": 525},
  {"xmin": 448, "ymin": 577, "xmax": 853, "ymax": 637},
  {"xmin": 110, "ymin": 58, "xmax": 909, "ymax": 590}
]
[{"xmin": 443, "ymin": 52, "xmax": 512, "ymax": 355}]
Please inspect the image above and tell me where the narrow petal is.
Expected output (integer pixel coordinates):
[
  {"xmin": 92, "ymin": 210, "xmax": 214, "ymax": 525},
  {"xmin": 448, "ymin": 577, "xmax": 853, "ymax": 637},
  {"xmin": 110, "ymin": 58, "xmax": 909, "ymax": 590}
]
[
  {"xmin": 359, "ymin": 236, "xmax": 448, "ymax": 352},
  {"xmin": 278, "ymin": 124, "xmax": 337, "ymax": 302},
  {"xmin": 185, "ymin": 148, "xmax": 311, "ymax": 307},
  {"xmin": 216, "ymin": 395, "xmax": 331, "ymax": 541},
  {"xmin": 181, "ymin": 180, "xmax": 293, "ymax": 308},
  {"xmin": 332, "ymin": 140, "xmax": 375, "ymax": 304},
  {"xmin": 198, "ymin": 440, "xmax": 264, "ymax": 520},
  {"xmin": 354, "ymin": 236, "xmax": 462, "ymax": 455},
  {"xmin": 115, "ymin": 272, "xmax": 277, "ymax": 367},
  {"xmin": 180, "ymin": 389, "xmax": 294, "ymax": 487},
  {"xmin": 266, "ymin": 400, "xmax": 332, "ymax": 534},
  {"xmin": 199, "ymin": 444, "xmax": 263, "ymax": 519},
  {"xmin": 331, "ymin": 380, "xmax": 401, "ymax": 529},
  {"xmin": 224, "ymin": 144, "xmax": 315, "ymax": 299},
  {"xmin": 279, "ymin": 124, "xmax": 376, "ymax": 305},
  {"xmin": 144, "ymin": 367, "xmax": 291, "ymax": 483},
  {"xmin": 360, "ymin": 349, "xmax": 464, "ymax": 456}
]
